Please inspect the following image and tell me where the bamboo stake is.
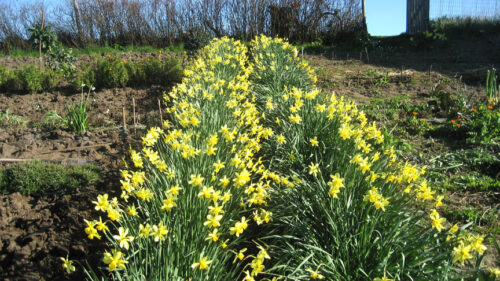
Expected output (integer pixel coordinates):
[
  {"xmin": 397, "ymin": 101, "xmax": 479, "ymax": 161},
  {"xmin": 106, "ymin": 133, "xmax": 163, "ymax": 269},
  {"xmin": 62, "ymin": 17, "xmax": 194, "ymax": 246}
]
[
  {"xmin": 158, "ymin": 98, "xmax": 163, "ymax": 125},
  {"xmin": 132, "ymin": 97, "xmax": 136, "ymax": 135},
  {"xmin": 122, "ymin": 107, "xmax": 127, "ymax": 130},
  {"xmin": 0, "ymin": 158, "xmax": 94, "ymax": 165}
]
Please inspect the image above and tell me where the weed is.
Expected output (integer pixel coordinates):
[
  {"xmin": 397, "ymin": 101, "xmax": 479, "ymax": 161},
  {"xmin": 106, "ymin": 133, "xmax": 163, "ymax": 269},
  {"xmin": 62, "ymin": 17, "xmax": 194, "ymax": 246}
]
[
  {"xmin": 0, "ymin": 109, "xmax": 27, "ymax": 128},
  {"xmin": 0, "ymin": 161, "xmax": 101, "ymax": 196},
  {"xmin": 374, "ymin": 74, "xmax": 389, "ymax": 87}
]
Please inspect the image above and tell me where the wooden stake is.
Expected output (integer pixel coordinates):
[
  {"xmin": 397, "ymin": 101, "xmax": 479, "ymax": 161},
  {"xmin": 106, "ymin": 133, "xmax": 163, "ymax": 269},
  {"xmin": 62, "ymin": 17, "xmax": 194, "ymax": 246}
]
[
  {"xmin": 158, "ymin": 99, "xmax": 163, "ymax": 125},
  {"xmin": 365, "ymin": 47, "xmax": 369, "ymax": 63},
  {"xmin": 132, "ymin": 97, "xmax": 136, "ymax": 135}
]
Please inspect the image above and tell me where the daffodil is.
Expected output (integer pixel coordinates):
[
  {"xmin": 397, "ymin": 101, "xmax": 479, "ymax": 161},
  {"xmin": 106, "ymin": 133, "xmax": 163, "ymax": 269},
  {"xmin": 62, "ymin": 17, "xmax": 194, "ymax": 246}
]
[
  {"xmin": 93, "ymin": 193, "xmax": 110, "ymax": 212},
  {"xmin": 191, "ymin": 255, "xmax": 212, "ymax": 270},
  {"xmin": 113, "ymin": 227, "xmax": 134, "ymax": 250},
  {"xmin": 60, "ymin": 256, "xmax": 76, "ymax": 273},
  {"xmin": 308, "ymin": 162, "xmax": 320, "ymax": 177},
  {"xmin": 103, "ymin": 249, "xmax": 128, "ymax": 271},
  {"xmin": 205, "ymin": 228, "xmax": 220, "ymax": 242},
  {"xmin": 306, "ymin": 267, "xmax": 324, "ymax": 279},
  {"xmin": 453, "ymin": 242, "xmax": 473, "ymax": 265},
  {"xmin": 310, "ymin": 137, "xmax": 319, "ymax": 147}
]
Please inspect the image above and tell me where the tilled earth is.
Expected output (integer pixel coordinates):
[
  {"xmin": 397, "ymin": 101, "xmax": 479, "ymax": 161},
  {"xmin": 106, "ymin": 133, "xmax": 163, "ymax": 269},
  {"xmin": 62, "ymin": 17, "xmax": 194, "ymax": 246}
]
[{"xmin": 0, "ymin": 86, "xmax": 165, "ymax": 280}]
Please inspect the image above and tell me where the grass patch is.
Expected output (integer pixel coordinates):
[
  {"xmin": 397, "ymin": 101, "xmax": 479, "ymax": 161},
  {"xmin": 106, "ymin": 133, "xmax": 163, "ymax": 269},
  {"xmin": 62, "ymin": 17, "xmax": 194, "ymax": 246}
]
[
  {"xmin": 0, "ymin": 161, "xmax": 102, "ymax": 196},
  {"xmin": 0, "ymin": 44, "xmax": 186, "ymax": 58}
]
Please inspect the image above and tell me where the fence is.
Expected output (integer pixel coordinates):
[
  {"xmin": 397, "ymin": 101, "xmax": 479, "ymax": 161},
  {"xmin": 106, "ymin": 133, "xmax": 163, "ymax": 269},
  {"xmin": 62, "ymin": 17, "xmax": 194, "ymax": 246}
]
[{"xmin": 407, "ymin": 0, "xmax": 500, "ymax": 34}]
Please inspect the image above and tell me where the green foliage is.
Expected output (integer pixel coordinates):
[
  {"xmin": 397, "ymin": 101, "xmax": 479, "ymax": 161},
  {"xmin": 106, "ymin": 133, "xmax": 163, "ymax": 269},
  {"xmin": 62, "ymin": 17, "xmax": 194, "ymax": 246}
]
[
  {"xmin": 184, "ymin": 27, "xmax": 213, "ymax": 55},
  {"xmin": 128, "ymin": 56, "xmax": 183, "ymax": 86},
  {"xmin": 28, "ymin": 23, "xmax": 58, "ymax": 53},
  {"xmin": 18, "ymin": 65, "xmax": 44, "ymax": 93},
  {"xmin": 0, "ymin": 161, "xmax": 101, "ymax": 196},
  {"xmin": 466, "ymin": 104, "xmax": 500, "ymax": 145},
  {"xmin": 427, "ymin": 148, "xmax": 500, "ymax": 193},
  {"xmin": 44, "ymin": 69, "xmax": 65, "ymax": 90},
  {"xmin": 95, "ymin": 55, "xmax": 129, "ymax": 88},
  {"xmin": 47, "ymin": 45, "xmax": 77, "ymax": 76},
  {"xmin": 0, "ymin": 65, "xmax": 11, "ymax": 90},
  {"xmin": 486, "ymin": 68, "xmax": 499, "ymax": 105},
  {"xmin": 410, "ymin": 28, "xmax": 447, "ymax": 50},
  {"xmin": 13, "ymin": 65, "xmax": 64, "ymax": 93},
  {"xmin": 71, "ymin": 62, "xmax": 97, "ymax": 91},
  {"xmin": 0, "ymin": 108, "xmax": 27, "ymax": 128}
]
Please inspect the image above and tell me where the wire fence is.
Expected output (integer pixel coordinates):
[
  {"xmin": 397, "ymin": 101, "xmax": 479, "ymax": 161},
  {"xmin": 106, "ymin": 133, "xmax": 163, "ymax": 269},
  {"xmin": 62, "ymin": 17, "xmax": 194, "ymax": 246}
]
[{"xmin": 430, "ymin": 0, "xmax": 500, "ymax": 19}]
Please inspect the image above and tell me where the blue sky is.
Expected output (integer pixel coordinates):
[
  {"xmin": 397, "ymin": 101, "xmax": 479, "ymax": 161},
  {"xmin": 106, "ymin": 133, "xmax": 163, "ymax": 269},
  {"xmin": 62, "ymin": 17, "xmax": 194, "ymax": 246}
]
[{"xmin": 366, "ymin": 0, "xmax": 407, "ymax": 36}]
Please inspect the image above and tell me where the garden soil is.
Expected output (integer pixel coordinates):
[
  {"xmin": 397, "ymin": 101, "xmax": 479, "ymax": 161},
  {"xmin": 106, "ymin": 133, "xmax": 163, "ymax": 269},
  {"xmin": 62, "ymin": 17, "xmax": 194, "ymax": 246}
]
[{"xmin": 0, "ymin": 86, "xmax": 165, "ymax": 280}]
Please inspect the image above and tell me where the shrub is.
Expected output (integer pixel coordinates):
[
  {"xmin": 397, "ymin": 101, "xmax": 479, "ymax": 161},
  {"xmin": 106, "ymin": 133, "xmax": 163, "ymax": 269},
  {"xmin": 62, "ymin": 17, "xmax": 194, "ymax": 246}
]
[
  {"xmin": 124, "ymin": 60, "xmax": 145, "ymax": 86},
  {"xmin": 95, "ymin": 55, "xmax": 129, "ymax": 88},
  {"xmin": 128, "ymin": 56, "xmax": 183, "ymax": 87},
  {"xmin": 71, "ymin": 62, "xmax": 97, "ymax": 91},
  {"xmin": 183, "ymin": 27, "xmax": 213, "ymax": 56},
  {"xmin": 0, "ymin": 65, "xmax": 12, "ymax": 91},
  {"xmin": 18, "ymin": 65, "xmax": 44, "ymax": 93},
  {"xmin": 42, "ymin": 68, "xmax": 64, "ymax": 90},
  {"xmin": 0, "ymin": 161, "xmax": 101, "ymax": 196}
]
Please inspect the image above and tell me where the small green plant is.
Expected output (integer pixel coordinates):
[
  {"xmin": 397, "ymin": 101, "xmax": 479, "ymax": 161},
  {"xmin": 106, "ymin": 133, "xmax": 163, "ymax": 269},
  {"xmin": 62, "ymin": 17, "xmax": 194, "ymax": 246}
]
[
  {"xmin": 66, "ymin": 86, "xmax": 92, "ymax": 133},
  {"xmin": 486, "ymin": 68, "xmax": 499, "ymax": 105},
  {"xmin": 466, "ymin": 104, "xmax": 500, "ymax": 145},
  {"xmin": 47, "ymin": 45, "xmax": 77, "ymax": 77},
  {"xmin": 0, "ymin": 161, "xmax": 101, "ymax": 196},
  {"xmin": 51, "ymin": 86, "xmax": 93, "ymax": 133},
  {"xmin": 0, "ymin": 109, "xmax": 27, "ymax": 128},
  {"xmin": 374, "ymin": 74, "xmax": 389, "ymax": 87}
]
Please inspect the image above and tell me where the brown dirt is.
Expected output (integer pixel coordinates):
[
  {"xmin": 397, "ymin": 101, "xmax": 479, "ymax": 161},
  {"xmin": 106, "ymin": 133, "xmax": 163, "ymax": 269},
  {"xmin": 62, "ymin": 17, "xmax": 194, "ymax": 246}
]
[{"xmin": 0, "ymin": 86, "xmax": 167, "ymax": 280}]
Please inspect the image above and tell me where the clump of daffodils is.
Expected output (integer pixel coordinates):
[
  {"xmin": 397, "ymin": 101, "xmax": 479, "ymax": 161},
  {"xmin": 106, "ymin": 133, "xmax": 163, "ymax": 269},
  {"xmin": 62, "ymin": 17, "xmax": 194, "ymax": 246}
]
[{"xmin": 79, "ymin": 36, "xmax": 488, "ymax": 281}]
